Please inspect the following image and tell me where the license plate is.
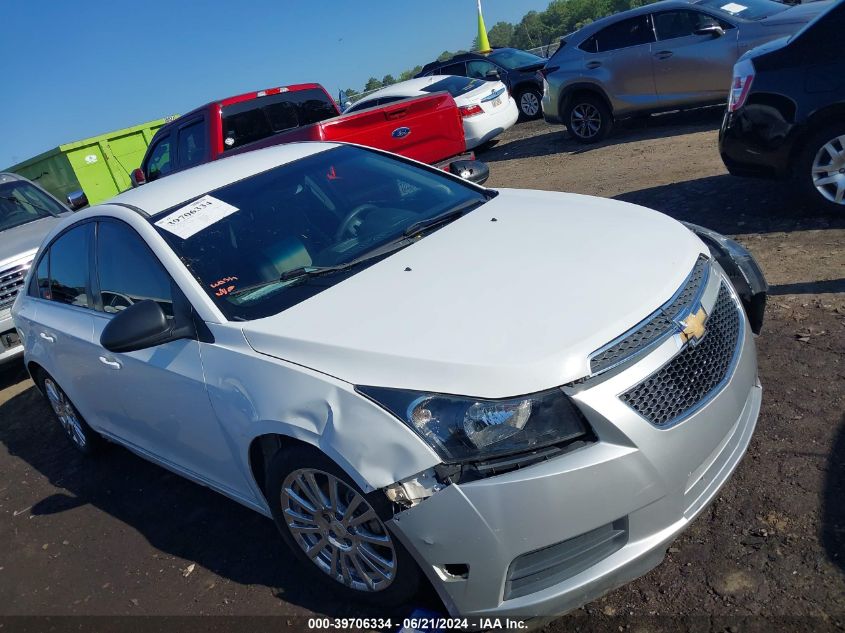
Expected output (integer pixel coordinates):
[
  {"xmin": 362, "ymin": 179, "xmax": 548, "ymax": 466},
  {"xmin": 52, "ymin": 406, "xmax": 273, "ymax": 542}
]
[
  {"xmin": 1, "ymin": 331, "xmax": 20, "ymax": 350},
  {"xmin": 492, "ymin": 97, "xmax": 502, "ymax": 108}
]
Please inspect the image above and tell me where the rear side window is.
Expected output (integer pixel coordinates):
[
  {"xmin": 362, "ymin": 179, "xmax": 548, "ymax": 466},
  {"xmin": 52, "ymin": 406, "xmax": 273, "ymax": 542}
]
[
  {"xmin": 96, "ymin": 221, "xmax": 174, "ymax": 316},
  {"xmin": 466, "ymin": 60, "xmax": 499, "ymax": 80},
  {"xmin": 439, "ymin": 61, "xmax": 468, "ymax": 76},
  {"xmin": 34, "ymin": 252, "xmax": 50, "ymax": 299},
  {"xmin": 420, "ymin": 76, "xmax": 486, "ymax": 97},
  {"xmin": 47, "ymin": 224, "xmax": 92, "ymax": 309},
  {"xmin": 145, "ymin": 134, "xmax": 173, "ymax": 181},
  {"xmin": 584, "ymin": 15, "xmax": 656, "ymax": 52},
  {"xmin": 222, "ymin": 88, "xmax": 339, "ymax": 151},
  {"xmin": 176, "ymin": 120, "xmax": 207, "ymax": 169}
]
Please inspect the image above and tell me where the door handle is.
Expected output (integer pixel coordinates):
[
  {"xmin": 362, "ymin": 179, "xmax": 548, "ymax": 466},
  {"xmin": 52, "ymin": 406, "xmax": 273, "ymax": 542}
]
[
  {"xmin": 98, "ymin": 356, "xmax": 122, "ymax": 370},
  {"xmin": 655, "ymin": 51, "xmax": 674, "ymax": 60},
  {"xmin": 39, "ymin": 332, "xmax": 55, "ymax": 343},
  {"xmin": 586, "ymin": 61, "xmax": 602, "ymax": 69}
]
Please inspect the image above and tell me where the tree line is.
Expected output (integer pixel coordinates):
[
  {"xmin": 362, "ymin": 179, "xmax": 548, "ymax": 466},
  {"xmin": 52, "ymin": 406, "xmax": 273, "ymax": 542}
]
[{"xmin": 342, "ymin": 0, "xmax": 651, "ymax": 100}]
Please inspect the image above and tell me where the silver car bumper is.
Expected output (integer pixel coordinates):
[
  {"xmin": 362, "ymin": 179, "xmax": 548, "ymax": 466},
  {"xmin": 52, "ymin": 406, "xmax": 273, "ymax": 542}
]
[
  {"xmin": 390, "ymin": 275, "xmax": 760, "ymax": 617},
  {"xmin": 0, "ymin": 308, "xmax": 24, "ymax": 365}
]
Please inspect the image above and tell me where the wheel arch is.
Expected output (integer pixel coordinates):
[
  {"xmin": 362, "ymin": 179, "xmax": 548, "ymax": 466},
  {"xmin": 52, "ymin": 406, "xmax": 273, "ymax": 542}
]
[
  {"xmin": 788, "ymin": 102, "xmax": 845, "ymax": 175},
  {"xmin": 558, "ymin": 83, "xmax": 614, "ymax": 122}
]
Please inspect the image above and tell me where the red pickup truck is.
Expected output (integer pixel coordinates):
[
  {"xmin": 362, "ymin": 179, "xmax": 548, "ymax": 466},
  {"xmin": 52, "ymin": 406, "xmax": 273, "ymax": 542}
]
[{"xmin": 132, "ymin": 83, "xmax": 488, "ymax": 186}]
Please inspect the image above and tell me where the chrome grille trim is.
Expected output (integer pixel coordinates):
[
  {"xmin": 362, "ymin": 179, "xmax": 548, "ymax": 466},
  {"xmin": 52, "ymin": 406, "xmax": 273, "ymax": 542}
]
[
  {"xmin": 0, "ymin": 260, "xmax": 31, "ymax": 310},
  {"xmin": 620, "ymin": 282, "xmax": 744, "ymax": 428},
  {"xmin": 589, "ymin": 255, "xmax": 710, "ymax": 375}
]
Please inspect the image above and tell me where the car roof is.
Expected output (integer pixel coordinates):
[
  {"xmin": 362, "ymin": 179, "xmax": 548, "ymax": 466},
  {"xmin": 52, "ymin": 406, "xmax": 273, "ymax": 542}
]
[
  {"xmin": 352, "ymin": 76, "xmax": 463, "ymax": 104},
  {"xmin": 571, "ymin": 0, "xmax": 700, "ymax": 36},
  {"xmin": 105, "ymin": 142, "xmax": 339, "ymax": 217}
]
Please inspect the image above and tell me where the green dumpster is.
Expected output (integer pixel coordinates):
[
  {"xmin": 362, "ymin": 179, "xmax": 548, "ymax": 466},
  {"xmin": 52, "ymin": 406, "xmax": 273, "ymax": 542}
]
[{"xmin": 5, "ymin": 116, "xmax": 177, "ymax": 207}]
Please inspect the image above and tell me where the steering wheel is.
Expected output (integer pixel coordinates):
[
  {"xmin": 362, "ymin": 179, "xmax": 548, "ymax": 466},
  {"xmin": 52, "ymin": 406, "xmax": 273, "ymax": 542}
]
[{"xmin": 335, "ymin": 203, "xmax": 379, "ymax": 241}]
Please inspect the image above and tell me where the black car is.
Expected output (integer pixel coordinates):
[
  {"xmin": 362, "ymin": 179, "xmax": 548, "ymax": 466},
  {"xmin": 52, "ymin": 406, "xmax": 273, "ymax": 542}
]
[
  {"xmin": 416, "ymin": 48, "xmax": 546, "ymax": 119},
  {"xmin": 719, "ymin": 0, "xmax": 844, "ymax": 213}
]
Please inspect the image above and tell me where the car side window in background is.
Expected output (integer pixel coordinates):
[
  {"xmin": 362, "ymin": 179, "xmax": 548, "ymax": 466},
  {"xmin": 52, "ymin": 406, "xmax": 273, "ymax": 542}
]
[
  {"xmin": 146, "ymin": 135, "xmax": 173, "ymax": 181},
  {"xmin": 592, "ymin": 15, "xmax": 656, "ymax": 52},
  {"xmin": 48, "ymin": 224, "xmax": 92, "ymax": 308},
  {"xmin": 96, "ymin": 221, "xmax": 174, "ymax": 316},
  {"xmin": 176, "ymin": 120, "xmax": 207, "ymax": 169},
  {"xmin": 467, "ymin": 60, "xmax": 498, "ymax": 80},
  {"xmin": 653, "ymin": 10, "xmax": 721, "ymax": 40},
  {"xmin": 33, "ymin": 251, "xmax": 50, "ymax": 299},
  {"xmin": 440, "ymin": 61, "xmax": 468, "ymax": 76}
]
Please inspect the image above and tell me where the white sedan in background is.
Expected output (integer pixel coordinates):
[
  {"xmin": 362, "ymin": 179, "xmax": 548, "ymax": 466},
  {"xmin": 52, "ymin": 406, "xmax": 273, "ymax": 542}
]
[{"xmin": 345, "ymin": 76, "xmax": 519, "ymax": 150}]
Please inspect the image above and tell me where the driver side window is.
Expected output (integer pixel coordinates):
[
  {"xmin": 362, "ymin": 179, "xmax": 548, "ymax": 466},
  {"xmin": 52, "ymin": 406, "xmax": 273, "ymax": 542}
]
[
  {"xmin": 145, "ymin": 134, "xmax": 173, "ymax": 181},
  {"xmin": 95, "ymin": 221, "xmax": 175, "ymax": 316}
]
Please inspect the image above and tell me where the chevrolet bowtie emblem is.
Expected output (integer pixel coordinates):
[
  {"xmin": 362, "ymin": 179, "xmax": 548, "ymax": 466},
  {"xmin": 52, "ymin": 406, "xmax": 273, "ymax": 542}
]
[{"xmin": 679, "ymin": 306, "xmax": 707, "ymax": 344}]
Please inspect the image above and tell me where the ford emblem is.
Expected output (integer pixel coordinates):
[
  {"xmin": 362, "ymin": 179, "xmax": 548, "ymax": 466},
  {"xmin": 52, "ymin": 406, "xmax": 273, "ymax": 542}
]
[{"xmin": 392, "ymin": 126, "xmax": 411, "ymax": 139}]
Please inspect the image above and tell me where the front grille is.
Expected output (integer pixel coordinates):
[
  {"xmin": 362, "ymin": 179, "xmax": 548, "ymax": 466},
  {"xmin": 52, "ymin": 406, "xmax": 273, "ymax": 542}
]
[
  {"xmin": 504, "ymin": 518, "xmax": 628, "ymax": 600},
  {"xmin": 590, "ymin": 256, "xmax": 710, "ymax": 374},
  {"xmin": 0, "ymin": 261, "xmax": 30, "ymax": 310},
  {"xmin": 621, "ymin": 283, "xmax": 742, "ymax": 427}
]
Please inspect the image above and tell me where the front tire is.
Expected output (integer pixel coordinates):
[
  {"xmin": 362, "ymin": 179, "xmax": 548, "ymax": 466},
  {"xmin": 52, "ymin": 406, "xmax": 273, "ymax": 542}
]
[
  {"xmin": 517, "ymin": 87, "xmax": 542, "ymax": 119},
  {"xmin": 564, "ymin": 94, "xmax": 613, "ymax": 143},
  {"xmin": 38, "ymin": 371, "xmax": 101, "ymax": 455},
  {"xmin": 796, "ymin": 123, "xmax": 845, "ymax": 213},
  {"xmin": 265, "ymin": 445, "xmax": 421, "ymax": 606}
]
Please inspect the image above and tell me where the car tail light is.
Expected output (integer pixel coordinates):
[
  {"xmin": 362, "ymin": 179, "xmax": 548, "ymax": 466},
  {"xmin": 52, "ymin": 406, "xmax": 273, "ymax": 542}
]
[
  {"xmin": 728, "ymin": 59, "xmax": 755, "ymax": 113},
  {"xmin": 459, "ymin": 104, "xmax": 484, "ymax": 118},
  {"xmin": 537, "ymin": 66, "xmax": 559, "ymax": 79}
]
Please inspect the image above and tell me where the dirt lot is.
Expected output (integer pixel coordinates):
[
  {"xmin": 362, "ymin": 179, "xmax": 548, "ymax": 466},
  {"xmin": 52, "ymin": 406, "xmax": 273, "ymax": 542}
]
[{"xmin": 1, "ymin": 111, "xmax": 843, "ymax": 631}]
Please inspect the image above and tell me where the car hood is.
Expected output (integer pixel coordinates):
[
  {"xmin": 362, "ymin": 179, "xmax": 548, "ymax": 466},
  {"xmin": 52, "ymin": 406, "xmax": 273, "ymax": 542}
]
[
  {"xmin": 760, "ymin": 0, "xmax": 831, "ymax": 26},
  {"xmin": 241, "ymin": 189, "xmax": 706, "ymax": 398},
  {"xmin": 0, "ymin": 214, "xmax": 67, "ymax": 267}
]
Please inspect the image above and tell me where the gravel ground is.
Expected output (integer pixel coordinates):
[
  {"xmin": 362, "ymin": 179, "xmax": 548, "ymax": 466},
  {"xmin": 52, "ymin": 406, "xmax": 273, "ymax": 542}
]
[{"xmin": 0, "ymin": 111, "xmax": 843, "ymax": 631}]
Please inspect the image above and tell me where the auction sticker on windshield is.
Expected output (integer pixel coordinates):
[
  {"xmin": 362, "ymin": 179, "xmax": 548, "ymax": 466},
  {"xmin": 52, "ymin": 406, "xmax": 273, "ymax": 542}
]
[
  {"xmin": 720, "ymin": 2, "xmax": 747, "ymax": 14},
  {"xmin": 155, "ymin": 195, "xmax": 239, "ymax": 240}
]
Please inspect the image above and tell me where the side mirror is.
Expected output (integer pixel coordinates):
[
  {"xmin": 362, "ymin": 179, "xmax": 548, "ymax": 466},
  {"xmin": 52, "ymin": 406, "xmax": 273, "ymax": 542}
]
[
  {"xmin": 130, "ymin": 167, "xmax": 147, "ymax": 188},
  {"xmin": 484, "ymin": 69, "xmax": 501, "ymax": 81},
  {"xmin": 695, "ymin": 25, "xmax": 725, "ymax": 37},
  {"xmin": 449, "ymin": 159, "xmax": 490, "ymax": 186},
  {"xmin": 66, "ymin": 190, "xmax": 88, "ymax": 210},
  {"xmin": 100, "ymin": 299, "xmax": 187, "ymax": 353}
]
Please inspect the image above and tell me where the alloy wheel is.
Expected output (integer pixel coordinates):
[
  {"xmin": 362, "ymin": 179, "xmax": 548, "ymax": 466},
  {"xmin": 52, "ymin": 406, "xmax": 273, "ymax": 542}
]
[
  {"xmin": 570, "ymin": 103, "xmax": 602, "ymax": 140},
  {"xmin": 44, "ymin": 378, "xmax": 87, "ymax": 449},
  {"xmin": 282, "ymin": 468, "xmax": 396, "ymax": 592},
  {"xmin": 520, "ymin": 91, "xmax": 540, "ymax": 117},
  {"xmin": 812, "ymin": 134, "xmax": 845, "ymax": 205}
]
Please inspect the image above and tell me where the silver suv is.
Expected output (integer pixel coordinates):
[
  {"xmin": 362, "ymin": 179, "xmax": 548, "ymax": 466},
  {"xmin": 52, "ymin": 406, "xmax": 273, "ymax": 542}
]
[
  {"xmin": 541, "ymin": 0, "xmax": 830, "ymax": 143},
  {"xmin": 0, "ymin": 173, "xmax": 70, "ymax": 365}
]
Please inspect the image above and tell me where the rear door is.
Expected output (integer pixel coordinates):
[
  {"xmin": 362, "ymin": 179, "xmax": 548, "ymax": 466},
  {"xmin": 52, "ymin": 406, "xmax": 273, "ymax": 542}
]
[
  {"xmin": 651, "ymin": 9, "xmax": 739, "ymax": 105},
  {"xmin": 579, "ymin": 15, "xmax": 657, "ymax": 114},
  {"xmin": 173, "ymin": 117, "xmax": 209, "ymax": 173}
]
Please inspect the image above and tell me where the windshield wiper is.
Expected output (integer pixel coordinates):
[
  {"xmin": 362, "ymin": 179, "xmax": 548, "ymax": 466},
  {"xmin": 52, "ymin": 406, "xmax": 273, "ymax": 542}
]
[
  {"xmin": 0, "ymin": 195, "xmax": 61, "ymax": 217},
  {"xmin": 402, "ymin": 199, "xmax": 485, "ymax": 237}
]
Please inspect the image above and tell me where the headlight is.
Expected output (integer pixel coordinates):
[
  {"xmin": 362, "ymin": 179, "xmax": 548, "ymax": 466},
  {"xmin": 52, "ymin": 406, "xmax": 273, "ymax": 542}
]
[{"xmin": 357, "ymin": 385, "xmax": 588, "ymax": 462}]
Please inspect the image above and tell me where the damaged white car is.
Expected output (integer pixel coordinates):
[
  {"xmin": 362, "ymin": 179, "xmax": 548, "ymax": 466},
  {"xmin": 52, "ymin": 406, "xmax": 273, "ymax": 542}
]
[{"xmin": 12, "ymin": 142, "xmax": 766, "ymax": 617}]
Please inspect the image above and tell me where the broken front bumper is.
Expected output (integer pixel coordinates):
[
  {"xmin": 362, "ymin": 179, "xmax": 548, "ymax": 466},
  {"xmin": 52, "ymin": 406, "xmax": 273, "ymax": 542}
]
[{"xmin": 388, "ymin": 300, "xmax": 761, "ymax": 617}]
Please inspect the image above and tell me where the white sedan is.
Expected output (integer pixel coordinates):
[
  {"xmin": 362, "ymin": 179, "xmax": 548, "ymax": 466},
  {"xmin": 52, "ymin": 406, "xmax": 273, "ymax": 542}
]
[
  {"xmin": 345, "ymin": 76, "xmax": 519, "ymax": 150},
  {"xmin": 13, "ymin": 142, "xmax": 766, "ymax": 617}
]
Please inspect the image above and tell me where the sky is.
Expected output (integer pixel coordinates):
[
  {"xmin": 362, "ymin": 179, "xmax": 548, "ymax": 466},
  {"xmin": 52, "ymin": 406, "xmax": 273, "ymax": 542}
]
[{"xmin": 1, "ymin": 0, "xmax": 550, "ymax": 168}]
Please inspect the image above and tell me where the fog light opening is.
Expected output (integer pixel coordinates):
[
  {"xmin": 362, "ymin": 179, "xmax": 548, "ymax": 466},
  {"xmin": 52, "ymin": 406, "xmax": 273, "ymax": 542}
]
[{"xmin": 442, "ymin": 563, "xmax": 469, "ymax": 580}]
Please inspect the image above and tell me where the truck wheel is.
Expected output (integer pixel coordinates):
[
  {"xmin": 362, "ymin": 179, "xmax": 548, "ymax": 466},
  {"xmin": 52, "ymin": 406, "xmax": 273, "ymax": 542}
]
[
  {"xmin": 38, "ymin": 371, "xmax": 101, "ymax": 456},
  {"xmin": 796, "ymin": 122, "xmax": 845, "ymax": 214},
  {"xmin": 517, "ymin": 88, "xmax": 542, "ymax": 119},
  {"xmin": 565, "ymin": 94, "xmax": 613, "ymax": 144},
  {"xmin": 265, "ymin": 444, "xmax": 421, "ymax": 606}
]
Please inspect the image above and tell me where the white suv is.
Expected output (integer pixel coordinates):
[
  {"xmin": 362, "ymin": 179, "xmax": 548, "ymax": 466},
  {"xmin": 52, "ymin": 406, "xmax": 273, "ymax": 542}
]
[{"xmin": 12, "ymin": 142, "xmax": 766, "ymax": 617}]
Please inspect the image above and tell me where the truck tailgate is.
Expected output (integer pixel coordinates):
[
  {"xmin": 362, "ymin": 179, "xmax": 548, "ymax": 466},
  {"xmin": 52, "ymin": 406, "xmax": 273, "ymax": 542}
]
[{"xmin": 272, "ymin": 93, "xmax": 466, "ymax": 165}]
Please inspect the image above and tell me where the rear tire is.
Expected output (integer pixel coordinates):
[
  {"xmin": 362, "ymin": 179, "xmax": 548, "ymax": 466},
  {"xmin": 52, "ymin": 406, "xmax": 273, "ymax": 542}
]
[
  {"xmin": 795, "ymin": 122, "xmax": 845, "ymax": 214},
  {"xmin": 37, "ymin": 371, "xmax": 101, "ymax": 456},
  {"xmin": 517, "ymin": 87, "xmax": 543, "ymax": 120},
  {"xmin": 565, "ymin": 94, "xmax": 613, "ymax": 143},
  {"xmin": 265, "ymin": 444, "xmax": 421, "ymax": 606}
]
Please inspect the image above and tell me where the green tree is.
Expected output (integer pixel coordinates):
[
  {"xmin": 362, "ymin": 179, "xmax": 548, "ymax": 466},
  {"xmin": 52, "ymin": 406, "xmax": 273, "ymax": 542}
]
[
  {"xmin": 487, "ymin": 21, "xmax": 515, "ymax": 48},
  {"xmin": 382, "ymin": 74, "xmax": 396, "ymax": 86},
  {"xmin": 399, "ymin": 65, "xmax": 422, "ymax": 81},
  {"xmin": 364, "ymin": 77, "xmax": 382, "ymax": 92}
]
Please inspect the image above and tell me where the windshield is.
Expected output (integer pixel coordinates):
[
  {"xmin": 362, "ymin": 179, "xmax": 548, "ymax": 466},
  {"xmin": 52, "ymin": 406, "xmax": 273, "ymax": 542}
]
[
  {"xmin": 420, "ymin": 76, "xmax": 486, "ymax": 97},
  {"xmin": 487, "ymin": 48, "xmax": 545, "ymax": 69},
  {"xmin": 221, "ymin": 88, "xmax": 339, "ymax": 151},
  {"xmin": 0, "ymin": 180, "xmax": 65, "ymax": 231},
  {"xmin": 694, "ymin": 0, "xmax": 787, "ymax": 21},
  {"xmin": 153, "ymin": 145, "xmax": 489, "ymax": 321}
]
